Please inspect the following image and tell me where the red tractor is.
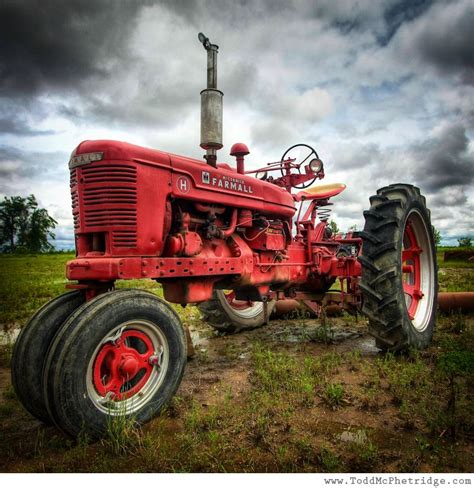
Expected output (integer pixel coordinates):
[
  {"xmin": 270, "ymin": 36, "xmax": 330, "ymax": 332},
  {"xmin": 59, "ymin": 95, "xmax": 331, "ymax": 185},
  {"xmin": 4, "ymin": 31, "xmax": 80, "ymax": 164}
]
[{"xmin": 11, "ymin": 34, "xmax": 438, "ymax": 438}]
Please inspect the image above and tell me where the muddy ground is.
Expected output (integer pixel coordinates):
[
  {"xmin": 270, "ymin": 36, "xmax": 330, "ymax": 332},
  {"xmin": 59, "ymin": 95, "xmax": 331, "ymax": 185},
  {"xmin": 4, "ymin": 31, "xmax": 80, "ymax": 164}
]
[{"xmin": 1, "ymin": 310, "xmax": 472, "ymax": 473}]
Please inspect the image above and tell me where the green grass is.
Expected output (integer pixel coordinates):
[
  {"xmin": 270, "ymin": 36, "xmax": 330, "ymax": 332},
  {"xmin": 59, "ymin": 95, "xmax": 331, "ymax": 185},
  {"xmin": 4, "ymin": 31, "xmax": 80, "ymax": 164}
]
[
  {"xmin": 0, "ymin": 253, "xmax": 199, "ymax": 331},
  {"xmin": 438, "ymin": 268, "xmax": 473, "ymax": 292},
  {"xmin": 0, "ymin": 252, "xmax": 472, "ymax": 472},
  {"xmin": 0, "ymin": 253, "xmax": 75, "ymax": 326},
  {"xmin": 437, "ymin": 246, "xmax": 474, "ymax": 269},
  {"xmin": 322, "ymin": 382, "xmax": 345, "ymax": 409}
]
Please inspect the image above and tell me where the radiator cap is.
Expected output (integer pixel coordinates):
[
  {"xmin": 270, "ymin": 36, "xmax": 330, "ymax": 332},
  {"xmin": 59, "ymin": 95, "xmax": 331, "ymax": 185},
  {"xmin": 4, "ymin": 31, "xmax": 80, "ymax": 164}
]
[{"xmin": 230, "ymin": 142, "xmax": 250, "ymax": 157}]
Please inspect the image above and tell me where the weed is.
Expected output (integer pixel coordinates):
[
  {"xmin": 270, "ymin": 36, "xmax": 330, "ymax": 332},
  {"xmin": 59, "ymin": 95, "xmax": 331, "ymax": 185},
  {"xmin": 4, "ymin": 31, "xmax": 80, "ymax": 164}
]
[
  {"xmin": 197, "ymin": 348, "xmax": 210, "ymax": 363},
  {"xmin": 104, "ymin": 408, "xmax": 142, "ymax": 455},
  {"xmin": 184, "ymin": 401, "xmax": 221, "ymax": 434},
  {"xmin": 353, "ymin": 438, "xmax": 378, "ymax": 464},
  {"xmin": 223, "ymin": 343, "xmax": 239, "ymax": 360},
  {"xmin": 223, "ymin": 385, "xmax": 234, "ymax": 403},
  {"xmin": 319, "ymin": 352, "xmax": 342, "ymax": 376},
  {"xmin": 322, "ymin": 382, "xmax": 345, "ymax": 409},
  {"xmin": 252, "ymin": 345, "xmax": 298, "ymax": 393},
  {"xmin": 293, "ymin": 436, "xmax": 315, "ymax": 465},
  {"xmin": 319, "ymin": 446, "xmax": 342, "ymax": 472},
  {"xmin": 34, "ymin": 428, "xmax": 46, "ymax": 457},
  {"xmin": 313, "ymin": 324, "xmax": 334, "ymax": 344},
  {"xmin": 346, "ymin": 350, "xmax": 362, "ymax": 372},
  {"xmin": 436, "ymin": 349, "xmax": 474, "ymax": 438}
]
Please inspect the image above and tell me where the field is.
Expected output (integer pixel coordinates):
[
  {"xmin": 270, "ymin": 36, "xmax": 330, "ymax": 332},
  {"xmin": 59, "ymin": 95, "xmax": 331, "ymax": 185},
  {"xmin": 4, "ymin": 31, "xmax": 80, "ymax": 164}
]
[{"xmin": 0, "ymin": 251, "xmax": 472, "ymax": 473}]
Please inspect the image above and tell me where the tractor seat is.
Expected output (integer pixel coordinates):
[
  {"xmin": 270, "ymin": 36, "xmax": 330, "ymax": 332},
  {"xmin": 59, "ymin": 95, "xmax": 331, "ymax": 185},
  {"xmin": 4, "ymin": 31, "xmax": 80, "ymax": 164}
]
[{"xmin": 295, "ymin": 183, "xmax": 346, "ymax": 202}]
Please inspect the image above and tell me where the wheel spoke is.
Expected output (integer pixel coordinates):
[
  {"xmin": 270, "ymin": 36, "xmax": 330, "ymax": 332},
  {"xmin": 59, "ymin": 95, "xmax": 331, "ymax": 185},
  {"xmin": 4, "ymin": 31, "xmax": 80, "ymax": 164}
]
[
  {"xmin": 92, "ymin": 326, "xmax": 162, "ymax": 401},
  {"xmin": 404, "ymin": 284, "xmax": 414, "ymax": 296},
  {"xmin": 402, "ymin": 221, "xmax": 424, "ymax": 323}
]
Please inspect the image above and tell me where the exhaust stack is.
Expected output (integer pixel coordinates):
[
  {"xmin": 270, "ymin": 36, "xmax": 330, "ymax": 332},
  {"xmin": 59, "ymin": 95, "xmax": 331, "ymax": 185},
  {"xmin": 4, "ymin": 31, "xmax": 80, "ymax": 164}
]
[{"xmin": 198, "ymin": 32, "xmax": 223, "ymax": 168}]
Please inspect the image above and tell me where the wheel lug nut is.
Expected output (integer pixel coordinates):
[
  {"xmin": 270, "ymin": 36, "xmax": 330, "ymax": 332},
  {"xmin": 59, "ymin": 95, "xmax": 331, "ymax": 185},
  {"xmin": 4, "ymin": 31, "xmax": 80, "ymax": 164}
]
[{"xmin": 149, "ymin": 355, "xmax": 160, "ymax": 366}]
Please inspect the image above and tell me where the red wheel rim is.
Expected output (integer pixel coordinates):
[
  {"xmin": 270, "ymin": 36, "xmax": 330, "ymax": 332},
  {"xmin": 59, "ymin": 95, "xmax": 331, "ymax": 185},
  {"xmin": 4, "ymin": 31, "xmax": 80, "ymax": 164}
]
[
  {"xmin": 402, "ymin": 221, "xmax": 424, "ymax": 320},
  {"xmin": 93, "ymin": 329, "xmax": 155, "ymax": 400},
  {"xmin": 223, "ymin": 291, "xmax": 254, "ymax": 311}
]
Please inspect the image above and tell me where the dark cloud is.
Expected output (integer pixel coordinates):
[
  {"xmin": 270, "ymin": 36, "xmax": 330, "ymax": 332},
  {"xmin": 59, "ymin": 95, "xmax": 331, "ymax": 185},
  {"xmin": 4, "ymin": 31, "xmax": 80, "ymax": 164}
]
[
  {"xmin": 413, "ymin": 122, "xmax": 474, "ymax": 191},
  {"xmin": 0, "ymin": 111, "xmax": 55, "ymax": 136},
  {"xmin": 395, "ymin": 0, "xmax": 474, "ymax": 85},
  {"xmin": 415, "ymin": 6, "xmax": 474, "ymax": 84},
  {"xmin": 0, "ymin": 145, "xmax": 68, "ymax": 191},
  {"xmin": 0, "ymin": 0, "xmax": 149, "ymax": 98},
  {"xmin": 430, "ymin": 187, "xmax": 468, "ymax": 207},
  {"xmin": 381, "ymin": 0, "xmax": 434, "ymax": 45},
  {"xmin": 0, "ymin": 96, "xmax": 57, "ymax": 137}
]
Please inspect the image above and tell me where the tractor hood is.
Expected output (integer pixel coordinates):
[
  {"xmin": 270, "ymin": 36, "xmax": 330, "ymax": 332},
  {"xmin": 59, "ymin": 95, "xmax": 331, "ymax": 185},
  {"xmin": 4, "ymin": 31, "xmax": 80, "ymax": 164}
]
[{"xmin": 71, "ymin": 140, "xmax": 296, "ymax": 219}]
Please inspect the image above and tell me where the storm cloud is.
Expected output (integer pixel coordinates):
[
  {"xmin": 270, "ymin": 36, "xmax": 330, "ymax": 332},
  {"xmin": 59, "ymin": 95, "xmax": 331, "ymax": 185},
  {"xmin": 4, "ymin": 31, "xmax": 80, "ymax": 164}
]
[
  {"xmin": 395, "ymin": 0, "xmax": 474, "ymax": 85},
  {"xmin": 413, "ymin": 122, "xmax": 474, "ymax": 192},
  {"xmin": 0, "ymin": 0, "xmax": 150, "ymax": 97},
  {"xmin": 0, "ymin": 0, "xmax": 472, "ymax": 247}
]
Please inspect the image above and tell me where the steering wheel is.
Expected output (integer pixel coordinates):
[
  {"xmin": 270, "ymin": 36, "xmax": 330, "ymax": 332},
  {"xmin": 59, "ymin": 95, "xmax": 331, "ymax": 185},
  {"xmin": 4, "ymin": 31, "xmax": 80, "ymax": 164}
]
[{"xmin": 280, "ymin": 143, "xmax": 320, "ymax": 189}]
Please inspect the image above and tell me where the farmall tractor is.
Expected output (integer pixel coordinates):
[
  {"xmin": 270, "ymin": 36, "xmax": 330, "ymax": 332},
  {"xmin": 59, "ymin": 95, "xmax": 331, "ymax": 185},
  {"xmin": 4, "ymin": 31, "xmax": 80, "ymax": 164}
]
[{"xmin": 11, "ymin": 34, "xmax": 438, "ymax": 438}]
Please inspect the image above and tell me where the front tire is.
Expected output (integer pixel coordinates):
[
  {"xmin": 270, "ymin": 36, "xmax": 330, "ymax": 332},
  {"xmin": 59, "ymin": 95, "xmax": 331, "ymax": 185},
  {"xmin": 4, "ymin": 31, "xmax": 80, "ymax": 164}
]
[
  {"xmin": 11, "ymin": 291, "xmax": 85, "ymax": 423},
  {"xmin": 359, "ymin": 184, "xmax": 438, "ymax": 351},
  {"xmin": 44, "ymin": 289, "xmax": 187, "ymax": 438}
]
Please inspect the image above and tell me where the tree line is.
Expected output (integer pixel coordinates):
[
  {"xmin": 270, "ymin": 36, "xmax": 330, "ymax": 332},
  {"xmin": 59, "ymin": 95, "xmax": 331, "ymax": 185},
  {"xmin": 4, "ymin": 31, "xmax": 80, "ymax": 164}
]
[{"xmin": 0, "ymin": 195, "xmax": 57, "ymax": 253}]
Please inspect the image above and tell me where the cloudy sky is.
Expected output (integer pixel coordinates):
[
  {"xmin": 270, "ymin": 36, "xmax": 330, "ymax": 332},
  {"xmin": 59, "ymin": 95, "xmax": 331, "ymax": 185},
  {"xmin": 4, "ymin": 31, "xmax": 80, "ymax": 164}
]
[{"xmin": 1, "ymin": 0, "xmax": 473, "ymax": 248}]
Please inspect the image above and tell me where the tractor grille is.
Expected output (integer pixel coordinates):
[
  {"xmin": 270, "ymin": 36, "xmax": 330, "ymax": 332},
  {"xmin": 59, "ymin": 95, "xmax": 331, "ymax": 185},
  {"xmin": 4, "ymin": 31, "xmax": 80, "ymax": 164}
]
[
  {"xmin": 70, "ymin": 169, "xmax": 80, "ymax": 230},
  {"xmin": 71, "ymin": 162, "xmax": 138, "ymax": 248}
]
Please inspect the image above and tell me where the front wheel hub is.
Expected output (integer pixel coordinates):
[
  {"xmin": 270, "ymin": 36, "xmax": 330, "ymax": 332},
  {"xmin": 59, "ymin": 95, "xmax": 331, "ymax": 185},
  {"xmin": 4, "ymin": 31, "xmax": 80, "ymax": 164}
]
[
  {"xmin": 119, "ymin": 354, "xmax": 140, "ymax": 378},
  {"xmin": 89, "ymin": 322, "xmax": 169, "ymax": 411}
]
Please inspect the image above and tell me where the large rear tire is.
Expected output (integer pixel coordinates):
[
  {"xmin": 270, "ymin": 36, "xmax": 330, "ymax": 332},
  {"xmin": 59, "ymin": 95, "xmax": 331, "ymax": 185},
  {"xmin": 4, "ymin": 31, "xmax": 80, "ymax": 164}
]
[
  {"xmin": 11, "ymin": 291, "xmax": 85, "ymax": 423},
  {"xmin": 198, "ymin": 290, "xmax": 275, "ymax": 332},
  {"xmin": 43, "ymin": 289, "xmax": 187, "ymax": 438},
  {"xmin": 359, "ymin": 184, "xmax": 438, "ymax": 351}
]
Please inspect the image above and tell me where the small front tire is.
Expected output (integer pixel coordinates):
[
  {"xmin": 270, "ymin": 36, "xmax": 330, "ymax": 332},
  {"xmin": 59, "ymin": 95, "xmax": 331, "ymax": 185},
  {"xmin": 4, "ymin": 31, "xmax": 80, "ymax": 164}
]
[
  {"xmin": 44, "ymin": 289, "xmax": 187, "ymax": 438},
  {"xmin": 11, "ymin": 291, "xmax": 85, "ymax": 423}
]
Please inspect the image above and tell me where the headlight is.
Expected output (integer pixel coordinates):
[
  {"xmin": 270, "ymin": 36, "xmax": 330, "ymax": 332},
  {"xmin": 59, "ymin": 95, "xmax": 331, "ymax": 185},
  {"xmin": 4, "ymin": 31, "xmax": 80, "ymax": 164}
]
[
  {"xmin": 255, "ymin": 170, "xmax": 268, "ymax": 180},
  {"xmin": 309, "ymin": 158, "xmax": 323, "ymax": 174}
]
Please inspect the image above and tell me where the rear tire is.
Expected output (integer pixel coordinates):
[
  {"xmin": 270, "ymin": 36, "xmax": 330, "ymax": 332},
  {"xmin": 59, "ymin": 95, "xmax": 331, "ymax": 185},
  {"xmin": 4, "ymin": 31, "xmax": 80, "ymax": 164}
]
[
  {"xmin": 359, "ymin": 184, "xmax": 438, "ymax": 351},
  {"xmin": 198, "ymin": 290, "xmax": 275, "ymax": 332},
  {"xmin": 11, "ymin": 291, "xmax": 85, "ymax": 423},
  {"xmin": 44, "ymin": 289, "xmax": 187, "ymax": 438}
]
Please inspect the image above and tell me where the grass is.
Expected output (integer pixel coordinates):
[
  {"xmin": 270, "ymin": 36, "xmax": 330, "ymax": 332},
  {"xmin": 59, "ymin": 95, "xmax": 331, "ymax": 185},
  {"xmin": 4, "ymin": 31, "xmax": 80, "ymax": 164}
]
[
  {"xmin": 0, "ymin": 252, "xmax": 472, "ymax": 472},
  {"xmin": 0, "ymin": 253, "xmax": 74, "ymax": 326},
  {"xmin": 437, "ymin": 246, "xmax": 474, "ymax": 269},
  {"xmin": 104, "ymin": 410, "xmax": 142, "ymax": 456},
  {"xmin": 322, "ymin": 382, "xmax": 345, "ymax": 409}
]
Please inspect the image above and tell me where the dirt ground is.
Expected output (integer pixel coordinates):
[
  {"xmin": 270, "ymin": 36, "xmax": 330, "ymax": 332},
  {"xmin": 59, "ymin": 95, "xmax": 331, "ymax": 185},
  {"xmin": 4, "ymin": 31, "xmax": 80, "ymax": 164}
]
[{"xmin": 1, "ymin": 311, "xmax": 472, "ymax": 473}]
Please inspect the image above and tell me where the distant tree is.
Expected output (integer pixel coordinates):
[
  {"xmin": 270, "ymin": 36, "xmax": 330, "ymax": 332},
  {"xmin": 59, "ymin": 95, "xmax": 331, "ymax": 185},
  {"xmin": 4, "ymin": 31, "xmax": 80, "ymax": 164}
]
[
  {"xmin": 328, "ymin": 220, "xmax": 339, "ymax": 236},
  {"xmin": 347, "ymin": 224, "xmax": 358, "ymax": 233},
  {"xmin": 433, "ymin": 227, "xmax": 441, "ymax": 247},
  {"xmin": 457, "ymin": 237, "xmax": 472, "ymax": 248},
  {"xmin": 0, "ymin": 195, "xmax": 57, "ymax": 253}
]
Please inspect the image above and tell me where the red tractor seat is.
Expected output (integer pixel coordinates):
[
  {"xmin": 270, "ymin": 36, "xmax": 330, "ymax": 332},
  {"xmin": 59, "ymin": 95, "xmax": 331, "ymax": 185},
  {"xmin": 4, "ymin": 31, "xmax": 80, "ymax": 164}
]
[{"xmin": 295, "ymin": 183, "xmax": 346, "ymax": 202}]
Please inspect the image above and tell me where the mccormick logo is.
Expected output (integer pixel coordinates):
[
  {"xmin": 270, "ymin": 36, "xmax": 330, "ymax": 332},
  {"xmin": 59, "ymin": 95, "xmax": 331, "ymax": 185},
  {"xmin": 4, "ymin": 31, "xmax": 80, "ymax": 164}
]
[{"xmin": 201, "ymin": 171, "xmax": 253, "ymax": 194}]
